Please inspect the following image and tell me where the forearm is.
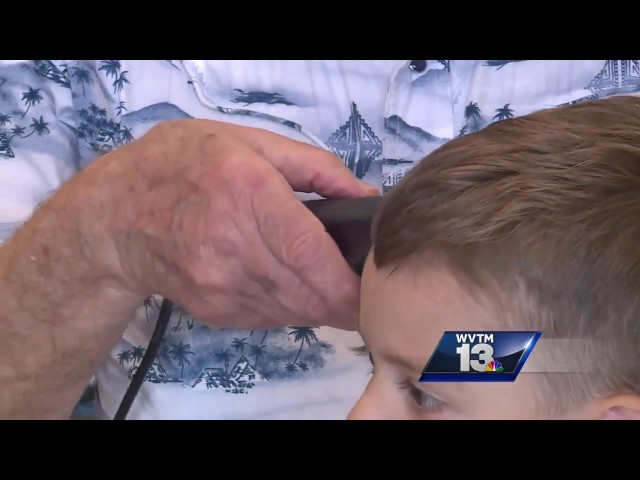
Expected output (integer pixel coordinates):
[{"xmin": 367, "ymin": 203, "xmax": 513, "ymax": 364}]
[{"xmin": 0, "ymin": 167, "xmax": 143, "ymax": 419}]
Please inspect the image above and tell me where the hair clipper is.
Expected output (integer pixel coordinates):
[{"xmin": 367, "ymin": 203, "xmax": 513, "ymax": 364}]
[
  {"xmin": 303, "ymin": 196, "xmax": 382, "ymax": 276},
  {"xmin": 114, "ymin": 196, "xmax": 382, "ymax": 420}
]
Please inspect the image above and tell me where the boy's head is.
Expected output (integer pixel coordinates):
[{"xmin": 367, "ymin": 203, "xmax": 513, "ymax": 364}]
[{"xmin": 349, "ymin": 95, "xmax": 640, "ymax": 420}]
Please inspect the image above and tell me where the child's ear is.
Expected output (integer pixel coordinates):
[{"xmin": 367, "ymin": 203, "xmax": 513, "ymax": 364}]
[{"xmin": 594, "ymin": 395, "xmax": 640, "ymax": 420}]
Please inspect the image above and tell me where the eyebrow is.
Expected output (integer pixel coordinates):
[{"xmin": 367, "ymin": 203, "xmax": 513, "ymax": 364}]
[
  {"xmin": 353, "ymin": 343, "xmax": 425, "ymax": 375},
  {"xmin": 352, "ymin": 344, "xmax": 368, "ymax": 356},
  {"xmin": 356, "ymin": 344, "xmax": 468, "ymax": 401},
  {"xmin": 389, "ymin": 353, "xmax": 427, "ymax": 376}
]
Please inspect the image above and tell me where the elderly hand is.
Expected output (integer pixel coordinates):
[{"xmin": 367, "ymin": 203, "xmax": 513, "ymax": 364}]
[{"xmin": 89, "ymin": 119, "xmax": 379, "ymax": 331}]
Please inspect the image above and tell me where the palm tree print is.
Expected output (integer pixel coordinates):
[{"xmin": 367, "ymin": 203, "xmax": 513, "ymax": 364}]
[
  {"xmin": 214, "ymin": 349, "xmax": 233, "ymax": 376},
  {"xmin": 231, "ymin": 338, "xmax": 248, "ymax": 353},
  {"xmin": 1, "ymin": 115, "xmax": 51, "ymax": 158},
  {"xmin": 115, "ymin": 101, "xmax": 127, "ymax": 116},
  {"xmin": 169, "ymin": 310, "xmax": 196, "ymax": 332},
  {"xmin": 9, "ymin": 125, "xmax": 25, "ymax": 139},
  {"xmin": 76, "ymin": 101, "xmax": 134, "ymax": 152},
  {"xmin": 249, "ymin": 344, "xmax": 267, "ymax": 370},
  {"xmin": 117, "ymin": 344, "xmax": 167, "ymax": 381},
  {"xmin": 493, "ymin": 103, "xmax": 515, "ymax": 122},
  {"xmin": 98, "ymin": 60, "xmax": 121, "ymax": 78},
  {"xmin": 130, "ymin": 346, "xmax": 146, "ymax": 364},
  {"xmin": 21, "ymin": 116, "xmax": 49, "ymax": 137},
  {"xmin": 71, "ymin": 67, "xmax": 93, "ymax": 97},
  {"xmin": 168, "ymin": 340, "xmax": 196, "ymax": 379},
  {"xmin": 0, "ymin": 114, "xmax": 11, "ymax": 126},
  {"xmin": 113, "ymin": 71, "xmax": 130, "ymax": 94},
  {"xmin": 120, "ymin": 126, "xmax": 133, "ymax": 143},
  {"xmin": 117, "ymin": 349, "xmax": 131, "ymax": 365},
  {"xmin": 464, "ymin": 101, "xmax": 482, "ymax": 132},
  {"xmin": 285, "ymin": 362, "xmax": 297, "ymax": 373},
  {"xmin": 97, "ymin": 60, "xmax": 129, "ymax": 94},
  {"xmin": 248, "ymin": 329, "xmax": 274, "ymax": 344},
  {"xmin": 21, "ymin": 87, "xmax": 43, "ymax": 118},
  {"xmin": 171, "ymin": 310, "xmax": 184, "ymax": 332},
  {"xmin": 127, "ymin": 345, "xmax": 147, "ymax": 375},
  {"xmin": 288, "ymin": 326, "xmax": 319, "ymax": 370},
  {"xmin": 87, "ymin": 103, "xmax": 101, "ymax": 116}
]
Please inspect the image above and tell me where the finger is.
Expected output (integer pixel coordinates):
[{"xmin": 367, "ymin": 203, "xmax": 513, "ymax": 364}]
[
  {"xmin": 176, "ymin": 233, "xmax": 319, "ymax": 330},
  {"xmin": 234, "ymin": 124, "xmax": 380, "ymax": 199},
  {"xmin": 251, "ymin": 170, "xmax": 361, "ymax": 329},
  {"xmin": 261, "ymin": 228, "xmax": 360, "ymax": 330}
]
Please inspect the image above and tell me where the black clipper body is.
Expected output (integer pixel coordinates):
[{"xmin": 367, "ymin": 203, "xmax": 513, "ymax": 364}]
[{"xmin": 303, "ymin": 197, "xmax": 382, "ymax": 276}]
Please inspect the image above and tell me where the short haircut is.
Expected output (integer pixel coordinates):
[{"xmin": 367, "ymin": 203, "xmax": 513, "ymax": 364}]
[{"xmin": 372, "ymin": 95, "xmax": 640, "ymax": 412}]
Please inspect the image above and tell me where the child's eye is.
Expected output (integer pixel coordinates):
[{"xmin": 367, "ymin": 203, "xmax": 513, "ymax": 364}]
[{"xmin": 398, "ymin": 380, "xmax": 445, "ymax": 412}]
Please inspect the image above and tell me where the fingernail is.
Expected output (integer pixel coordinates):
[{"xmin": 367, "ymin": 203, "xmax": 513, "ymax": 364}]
[{"xmin": 360, "ymin": 181, "xmax": 380, "ymax": 196}]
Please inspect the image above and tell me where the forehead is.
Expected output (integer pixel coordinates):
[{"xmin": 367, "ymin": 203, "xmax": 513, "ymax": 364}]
[{"xmin": 359, "ymin": 255, "xmax": 497, "ymax": 356}]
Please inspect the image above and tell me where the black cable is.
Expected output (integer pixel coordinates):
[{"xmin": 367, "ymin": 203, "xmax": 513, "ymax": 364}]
[
  {"xmin": 113, "ymin": 298, "xmax": 174, "ymax": 420},
  {"xmin": 111, "ymin": 197, "xmax": 381, "ymax": 420}
]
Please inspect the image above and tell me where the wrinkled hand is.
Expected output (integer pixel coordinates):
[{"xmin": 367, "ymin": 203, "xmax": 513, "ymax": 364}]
[{"xmin": 96, "ymin": 119, "xmax": 379, "ymax": 331}]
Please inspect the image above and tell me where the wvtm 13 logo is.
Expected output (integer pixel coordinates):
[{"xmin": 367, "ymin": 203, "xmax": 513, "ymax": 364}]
[{"xmin": 419, "ymin": 331, "xmax": 542, "ymax": 382}]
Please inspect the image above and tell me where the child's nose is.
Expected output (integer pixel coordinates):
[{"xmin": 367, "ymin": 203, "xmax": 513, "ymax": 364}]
[
  {"xmin": 347, "ymin": 395, "xmax": 377, "ymax": 420},
  {"xmin": 347, "ymin": 384, "xmax": 388, "ymax": 420}
]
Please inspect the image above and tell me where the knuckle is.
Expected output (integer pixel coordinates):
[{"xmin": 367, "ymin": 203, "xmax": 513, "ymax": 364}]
[
  {"xmin": 145, "ymin": 120, "xmax": 192, "ymax": 159},
  {"xmin": 200, "ymin": 130, "xmax": 232, "ymax": 159},
  {"xmin": 222, "ymin": 157, "xmax": 273, "ymax": 200},
  {"xmin": 150, "ymin": 119, "xmax": 180, "ymax": 139}
]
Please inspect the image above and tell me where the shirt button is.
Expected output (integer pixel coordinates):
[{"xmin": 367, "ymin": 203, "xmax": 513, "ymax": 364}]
[{"xmin": 409, "ymin": 60, "xmax": 427, "ymax": 72}]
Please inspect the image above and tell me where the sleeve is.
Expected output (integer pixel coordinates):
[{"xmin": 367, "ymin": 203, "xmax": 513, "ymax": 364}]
[{"xmin": 0, "ymin": 60, "xmax": 81, "ymax": 243}]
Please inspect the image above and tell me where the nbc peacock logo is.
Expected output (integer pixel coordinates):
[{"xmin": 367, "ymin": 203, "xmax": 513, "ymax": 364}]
[{"xmin": 486, "ymin": 361, "xmax": 504, "ymax": 372}]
